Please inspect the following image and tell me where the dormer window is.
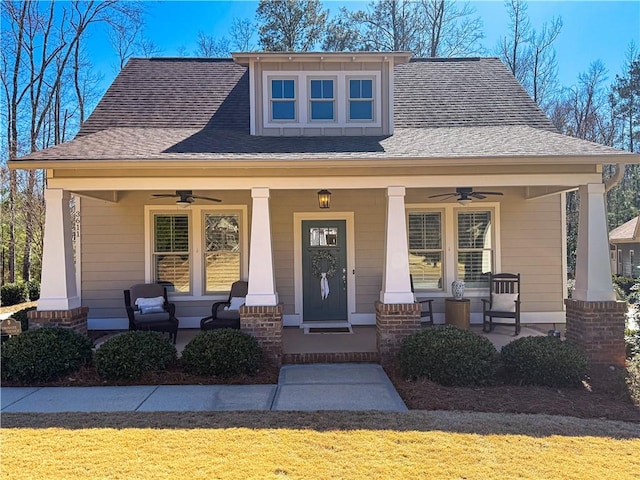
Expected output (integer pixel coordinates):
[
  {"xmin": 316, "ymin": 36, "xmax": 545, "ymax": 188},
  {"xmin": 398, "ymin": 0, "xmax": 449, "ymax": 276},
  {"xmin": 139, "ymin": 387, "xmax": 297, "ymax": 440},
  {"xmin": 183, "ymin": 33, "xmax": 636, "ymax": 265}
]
[
  {"xmin": 349, "ymin": 78, "xmax": 374, "ymax": 121},
  {"xmin": 270, "ymin": 78, "xmax": 296, "ymax": 121},
  {"xmin": 309, "ymin": 79, "xmax": 335, "ymax": 121}
]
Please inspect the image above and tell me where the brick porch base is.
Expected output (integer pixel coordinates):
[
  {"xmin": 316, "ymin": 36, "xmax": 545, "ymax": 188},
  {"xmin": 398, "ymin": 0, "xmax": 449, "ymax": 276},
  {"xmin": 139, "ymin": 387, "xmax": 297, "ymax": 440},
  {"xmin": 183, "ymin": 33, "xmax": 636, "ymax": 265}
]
[
  {"xmin": 565, "ymin": 299, "xmax": 627, "ymax": 366},
  {"xmin": 240, "ymin": 304, "xmax": 283, "ymax": 366},
  {"xmin": 27, "ymin": 307, "xmax": 90, "ymax": 336},
  {"xmin": 376, "ymin": 301, "xmax": 422, "ymax": 361}
]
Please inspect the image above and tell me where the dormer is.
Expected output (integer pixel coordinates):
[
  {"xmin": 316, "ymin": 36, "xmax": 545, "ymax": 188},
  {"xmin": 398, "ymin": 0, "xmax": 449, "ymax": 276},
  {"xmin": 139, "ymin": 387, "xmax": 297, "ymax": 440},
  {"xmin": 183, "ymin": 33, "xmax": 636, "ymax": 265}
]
[{"xmin": 232, "ymin": 51, "xmax": 411, "ymax": 136}]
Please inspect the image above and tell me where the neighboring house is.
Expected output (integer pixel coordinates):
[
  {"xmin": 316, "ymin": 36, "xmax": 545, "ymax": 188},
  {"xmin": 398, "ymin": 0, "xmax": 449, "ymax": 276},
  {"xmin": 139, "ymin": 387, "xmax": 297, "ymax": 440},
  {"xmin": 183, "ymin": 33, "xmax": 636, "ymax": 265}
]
[
  {"xmin": 10, "ymin": 52, "xmax": 639, "ymax": 364},
  {"xmin": 610, "ymin": 216, "xmax": 639, "ymax": 278}
]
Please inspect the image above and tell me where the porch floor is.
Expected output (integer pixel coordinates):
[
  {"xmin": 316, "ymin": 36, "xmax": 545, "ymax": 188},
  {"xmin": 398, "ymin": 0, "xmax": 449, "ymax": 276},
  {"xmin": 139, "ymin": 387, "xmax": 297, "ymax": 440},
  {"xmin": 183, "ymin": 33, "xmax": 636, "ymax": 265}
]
[{"xmin": 154, "ymin": 323, "xmax": 545, "ymax": 357}]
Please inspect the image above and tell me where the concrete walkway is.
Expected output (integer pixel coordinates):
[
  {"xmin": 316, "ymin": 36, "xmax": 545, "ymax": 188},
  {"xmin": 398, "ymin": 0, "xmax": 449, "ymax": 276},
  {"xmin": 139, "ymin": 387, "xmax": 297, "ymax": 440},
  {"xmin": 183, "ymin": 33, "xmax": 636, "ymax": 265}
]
[{"xmin": 1, "ymin": 364, "xmax": 407, "ymax": 413}]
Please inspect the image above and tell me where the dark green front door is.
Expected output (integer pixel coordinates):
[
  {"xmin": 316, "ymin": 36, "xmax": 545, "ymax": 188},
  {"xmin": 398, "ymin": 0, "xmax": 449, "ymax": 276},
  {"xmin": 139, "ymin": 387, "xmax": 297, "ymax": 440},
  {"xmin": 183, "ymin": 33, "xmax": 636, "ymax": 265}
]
[{"xmin": 302, "ymin": 220, "xmax": 348, "ymax": 321}]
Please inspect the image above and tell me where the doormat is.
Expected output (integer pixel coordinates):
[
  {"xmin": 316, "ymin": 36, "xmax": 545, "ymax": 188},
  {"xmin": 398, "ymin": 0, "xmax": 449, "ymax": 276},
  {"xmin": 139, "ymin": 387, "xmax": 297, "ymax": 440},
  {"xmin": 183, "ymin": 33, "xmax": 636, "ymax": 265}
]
[{"xmin": 306, "ymin": 327, "xmax": 353, "ymax": 334}]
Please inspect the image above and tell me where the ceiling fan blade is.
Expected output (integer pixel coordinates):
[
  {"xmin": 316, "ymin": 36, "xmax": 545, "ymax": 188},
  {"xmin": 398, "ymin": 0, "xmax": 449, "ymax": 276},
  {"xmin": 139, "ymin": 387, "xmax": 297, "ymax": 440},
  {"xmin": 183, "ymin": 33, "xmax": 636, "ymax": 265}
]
[
  {"xmin": 151, "ymin": 194, "xmax": 179, "ymax": 198},
  {"xmin": 473, "ymin": 191, "xmax": 504, "ymax": 196},
  {"xmin": 192, "ymin": 195, "xmax": 222, "ymax": 203},
  {"xmin": 470, "ymin": 193, "xmax": 487, "ymax": 199},
  {"xmin": 428, "ymin": 192, "xmax": 457, "ymax": 199}
]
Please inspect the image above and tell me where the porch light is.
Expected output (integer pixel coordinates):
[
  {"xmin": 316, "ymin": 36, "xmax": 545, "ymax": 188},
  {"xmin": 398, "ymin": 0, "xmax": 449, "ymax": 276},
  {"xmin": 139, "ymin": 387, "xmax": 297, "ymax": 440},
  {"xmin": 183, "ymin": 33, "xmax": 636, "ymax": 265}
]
[
  {"xmin": 176, "ymin": 200, "xmax": 191, "ymax": 208},
  {"xmin": 458, "ymin": 198, "xmax": 472, "ymax": 206},
  {"xmin": 317, "ymin": 189, "xmax": 331, "ymax": 209}
]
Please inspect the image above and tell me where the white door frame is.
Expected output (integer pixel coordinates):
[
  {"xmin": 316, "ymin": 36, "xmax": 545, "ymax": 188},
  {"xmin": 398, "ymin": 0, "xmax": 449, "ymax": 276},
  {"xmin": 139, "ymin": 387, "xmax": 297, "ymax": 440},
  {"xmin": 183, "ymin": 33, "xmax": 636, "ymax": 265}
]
[{"xmin": 289, "ymin": 212, "xmax": 356, "ymax": 326}]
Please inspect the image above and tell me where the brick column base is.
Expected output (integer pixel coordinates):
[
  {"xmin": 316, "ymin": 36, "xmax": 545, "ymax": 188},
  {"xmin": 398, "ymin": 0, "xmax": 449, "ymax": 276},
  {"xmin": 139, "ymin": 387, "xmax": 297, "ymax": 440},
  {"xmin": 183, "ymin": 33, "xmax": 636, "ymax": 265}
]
[
  {"xmin": 376, "ymin": 301, "xmax": 422, "ymax": 362},
  {"xmin": 27, "ymin": 307, "xmax": 90, "ymax": 336},
  {"xmin": 240, "ymin": 304, "xmax": 283, "ymax": 367},
  {"xmin": 565, "ymin": 299, "xmax": 627, "ymax": 367}
]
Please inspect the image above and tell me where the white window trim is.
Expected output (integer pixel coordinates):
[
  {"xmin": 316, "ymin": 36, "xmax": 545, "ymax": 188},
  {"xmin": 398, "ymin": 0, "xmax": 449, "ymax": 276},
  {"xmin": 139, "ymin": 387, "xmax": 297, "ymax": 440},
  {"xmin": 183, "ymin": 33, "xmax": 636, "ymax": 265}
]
[
  {"xmin": 268, "ymin": 76, "xmax": 298, "ymax": 122},
  {"xmin": 347, "ymin": 75, "xmax": 376, "ymax": 122},
  {"xmin": 144, "ymin": 204, "xmax": 248, "ymax": 300},
  {"xmin": 262, "ymin": 70, "xmax": 382, "ymax": 129},
  {"xmin": 406, "ymin": 202, "xmax": 501, "ymax": 297},
  {"xmin": 308, "ymin": 76, "xmax": 337, "ymax": 123}
]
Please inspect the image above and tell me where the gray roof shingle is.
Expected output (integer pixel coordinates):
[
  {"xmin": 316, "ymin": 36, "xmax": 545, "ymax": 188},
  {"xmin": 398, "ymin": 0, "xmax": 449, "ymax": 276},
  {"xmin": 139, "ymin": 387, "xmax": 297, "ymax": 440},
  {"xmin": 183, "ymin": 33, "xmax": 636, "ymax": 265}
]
[{"xmin": 13, "ymin": 56, "xmax": 637, "ymax": 164}]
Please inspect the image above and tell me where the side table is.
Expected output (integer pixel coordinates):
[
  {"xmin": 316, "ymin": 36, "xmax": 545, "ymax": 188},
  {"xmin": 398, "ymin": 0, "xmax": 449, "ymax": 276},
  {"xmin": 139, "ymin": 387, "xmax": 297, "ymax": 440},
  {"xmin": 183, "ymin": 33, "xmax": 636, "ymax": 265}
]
[{"xmin": 445, "ymin": 298, "xmax": 470, "ymax": 329}]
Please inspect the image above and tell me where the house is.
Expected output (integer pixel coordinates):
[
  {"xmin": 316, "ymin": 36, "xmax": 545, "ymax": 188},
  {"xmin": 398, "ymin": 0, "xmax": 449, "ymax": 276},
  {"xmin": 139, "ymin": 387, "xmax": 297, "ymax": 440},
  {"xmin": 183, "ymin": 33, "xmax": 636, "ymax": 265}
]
[
  {"xmin": 610, "ymin": 216, "xmax": 639, "ymax": 278},
  {"xmin": 10, "ymin": 52, "xmax": 639, "ymax": 365}
]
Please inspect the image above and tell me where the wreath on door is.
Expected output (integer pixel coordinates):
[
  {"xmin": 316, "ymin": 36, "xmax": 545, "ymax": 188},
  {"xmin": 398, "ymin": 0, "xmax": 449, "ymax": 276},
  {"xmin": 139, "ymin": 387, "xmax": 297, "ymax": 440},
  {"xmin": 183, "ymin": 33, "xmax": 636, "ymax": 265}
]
[{"xmin": 311, "ymin": 249, "xmax": 337, "ymax": 279}]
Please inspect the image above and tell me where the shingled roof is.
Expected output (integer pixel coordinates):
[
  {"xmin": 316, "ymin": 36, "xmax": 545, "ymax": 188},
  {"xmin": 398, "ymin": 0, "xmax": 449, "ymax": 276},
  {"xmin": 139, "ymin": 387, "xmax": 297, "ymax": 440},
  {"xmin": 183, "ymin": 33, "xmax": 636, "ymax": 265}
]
[
  {"xmin": 13, "ymin": 56, "xmax": 638, "ymax": 163},
  {"xmin": 610, "ymin": 216, "xmax": 640, "ymax": 242}
]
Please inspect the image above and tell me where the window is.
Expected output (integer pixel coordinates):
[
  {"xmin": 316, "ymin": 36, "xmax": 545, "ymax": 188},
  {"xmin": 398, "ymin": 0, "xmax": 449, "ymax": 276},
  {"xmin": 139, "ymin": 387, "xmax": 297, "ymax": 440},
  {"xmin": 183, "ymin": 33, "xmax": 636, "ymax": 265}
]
[
  {"xmin": 148, "ymin": 206, "xmax": 246, "ymax": 297},
  {"xmin": 457, "ymin": 211, "xmax": 493, "ymax": 288},
  {"xmin": 309, "ymin": 79, "xmax": 334, "ymax": 121},
  {"xmin": 153, "ymin": 214, "xmax": 190, "ymax": 293},
  {"xmin": 349, "ymin": 78, "xmax": 373, "ymax": 120},
  {"xmin": 204, "ymin": 214, "xmax": 240, "ymax": 292},
  {"xmin": 407, "ymin": 207, "xmax": 497, "ymax": 293},
  {"xmin": 408, "ymin": 212, "xmax": 443, "ymax": 290},
  {"xmin": 271, "ymin": 79, "xmax": 296, "ymax": 121}
]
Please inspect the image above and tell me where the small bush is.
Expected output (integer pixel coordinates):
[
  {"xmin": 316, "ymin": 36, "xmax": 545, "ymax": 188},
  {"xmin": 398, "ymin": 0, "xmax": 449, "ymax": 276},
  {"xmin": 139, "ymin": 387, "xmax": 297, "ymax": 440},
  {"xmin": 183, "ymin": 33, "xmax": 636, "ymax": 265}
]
[
  {"xmin": 1, "ymin": 327, "xmax": 93, "ymax": 382},
  {"xmin": 629, "ymin": 283, "xmax": 640, "ymax": 305},
  {"xmin": 1, "ymin": 282, "xmax": 28, "ymax": 307},
  {"xmin": 625, "ymin": 329, "xmax": 640, "ymax": 359},
  {"xmin": 613, "ymin": 276, "xmax": 636, "ymax": 300},
  {"xmin": 26, "ymin": 280, "xmax": 40, "ymax": 301},
  {"xmin": 397, "ymin": 326, "xmax": 498, "ymax": 386},
  {"xmin": 181, "ymin": 329, "xmax": 263, "ymax": 376},
  {"xmin": 501, "ymin": 336, "xmax": 588, "ymax": 388},
  {"xmin": 8, "ymin": 306, "xmax": 36, "ymax": 332},
  {"xmin": 95, "ymin": 331, "xmax": 177, "ymax": 380},
  {"xmin": 627, "ymin": 356, "xmax": 640, "ymax": 406}
]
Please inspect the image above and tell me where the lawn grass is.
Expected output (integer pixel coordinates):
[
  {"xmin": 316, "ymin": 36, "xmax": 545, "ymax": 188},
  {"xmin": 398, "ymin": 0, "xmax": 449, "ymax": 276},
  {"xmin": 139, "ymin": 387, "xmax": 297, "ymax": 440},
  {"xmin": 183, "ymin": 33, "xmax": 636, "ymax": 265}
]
[{"xmin": 3, "ymin": 411, "xmax": 639, "ymax": 480}]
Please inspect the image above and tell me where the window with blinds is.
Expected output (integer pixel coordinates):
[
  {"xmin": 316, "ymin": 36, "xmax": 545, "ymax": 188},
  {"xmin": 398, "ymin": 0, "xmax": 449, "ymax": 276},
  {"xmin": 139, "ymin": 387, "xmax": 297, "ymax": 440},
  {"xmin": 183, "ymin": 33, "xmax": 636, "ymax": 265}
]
[
  {"xmin": 204, "ymin": 213, "xmax": 240, "ymax": 293},
  {"xmin": 408, "ymin": 212, "xmax": 443, "ymax": 290},
  {"xmin": 153, "ymin": 214, "xmax": 190, "ymax": 293},
  {"xmin": 457, "ymin": 211, "xmax": 493, "ymax": 288}
]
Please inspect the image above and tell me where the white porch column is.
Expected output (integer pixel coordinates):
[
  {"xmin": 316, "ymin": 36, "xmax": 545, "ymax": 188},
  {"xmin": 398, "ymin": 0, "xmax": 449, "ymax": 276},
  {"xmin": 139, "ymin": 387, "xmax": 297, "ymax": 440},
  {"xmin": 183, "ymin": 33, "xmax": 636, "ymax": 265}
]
[
  {"xmin": 245, "ymin": 187, "xmax": 278, "ymax": 306},
  {"xmin": 38, "ymin": 188, "xmax": 80, "ymax": 310},
  {"xmin": 380, "ymin": 186, "xmax": 414, "ymax": 303},
  {"xmin": 573, "ymin": 183, "xmax": 616, "ymax": 301}
]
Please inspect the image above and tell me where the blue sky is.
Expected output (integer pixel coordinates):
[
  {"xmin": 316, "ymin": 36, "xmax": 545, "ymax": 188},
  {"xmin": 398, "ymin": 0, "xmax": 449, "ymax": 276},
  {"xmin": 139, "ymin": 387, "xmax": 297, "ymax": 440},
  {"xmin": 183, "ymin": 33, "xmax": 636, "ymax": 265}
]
[{"xmin": 73, "ymin": 1, "xmax": 640, "ymax": 89}]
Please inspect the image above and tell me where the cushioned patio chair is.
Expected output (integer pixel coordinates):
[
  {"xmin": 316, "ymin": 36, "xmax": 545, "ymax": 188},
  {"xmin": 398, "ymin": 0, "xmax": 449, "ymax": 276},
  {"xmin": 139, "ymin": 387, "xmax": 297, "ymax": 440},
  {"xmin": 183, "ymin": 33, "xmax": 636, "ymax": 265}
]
[
  {"xmin": 410, "ymin": 274, "xmax": 434, "ymax": 326},
  {"xmin": 200, "ymin": 280, "xmax": 248, "ymax": 330},
  {"xmin": 482, "ymin": 273, "xmax": 521, "ymax": 335},
  {"xmin": 124, "ymin": 283, "xmax": 179, "ymax": 344}
]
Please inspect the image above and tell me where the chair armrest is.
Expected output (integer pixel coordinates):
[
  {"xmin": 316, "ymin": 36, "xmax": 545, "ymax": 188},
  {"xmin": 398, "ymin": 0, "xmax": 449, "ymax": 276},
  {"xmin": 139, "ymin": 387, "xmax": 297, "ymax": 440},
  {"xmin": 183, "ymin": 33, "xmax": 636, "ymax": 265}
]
[
  {"xmin": 416, "ymin": 298, "xmax": 433, "ymax": 306},
  {"xmin": 164, "ymin": 302, "xmax": 176, "ymax": 316},
  {"xmin": 125, "ymin": 305, "xmax": 136, "ymax": 321},
  {"xmin": 200, "ymin": 315, "xmax": 213, "ymax": 329},
  {"xmin": 211, "ymin": 301, "xmax": 231, "ymax": 319}
]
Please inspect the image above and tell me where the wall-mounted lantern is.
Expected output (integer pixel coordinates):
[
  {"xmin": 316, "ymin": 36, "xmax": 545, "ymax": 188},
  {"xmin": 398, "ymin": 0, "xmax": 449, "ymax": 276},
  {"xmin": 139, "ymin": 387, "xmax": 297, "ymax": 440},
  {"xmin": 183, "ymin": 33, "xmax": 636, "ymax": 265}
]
[{"xmin": 317, "ymin": 189, "xmax": 331, "ymax": 209}]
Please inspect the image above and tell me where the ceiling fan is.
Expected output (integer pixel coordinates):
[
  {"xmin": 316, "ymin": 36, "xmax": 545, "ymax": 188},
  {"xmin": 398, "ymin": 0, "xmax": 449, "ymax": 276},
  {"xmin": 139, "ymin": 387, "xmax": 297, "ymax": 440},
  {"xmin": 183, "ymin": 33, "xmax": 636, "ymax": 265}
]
[
  {"xmin": 151, "ymin": 190, "xmax": 221, "ymax": 208},
  {"xmin": 428, "ymin": 187, "xmax": 503, "ymax": 206}
]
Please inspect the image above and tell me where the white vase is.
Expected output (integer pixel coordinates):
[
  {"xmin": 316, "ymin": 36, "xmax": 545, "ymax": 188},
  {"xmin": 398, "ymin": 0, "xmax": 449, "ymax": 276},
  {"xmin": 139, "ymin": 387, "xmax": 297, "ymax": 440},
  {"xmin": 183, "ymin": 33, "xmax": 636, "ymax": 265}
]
[{"xmin": 452, "ymin": 280, "xmax": 465, "ymax": 299}]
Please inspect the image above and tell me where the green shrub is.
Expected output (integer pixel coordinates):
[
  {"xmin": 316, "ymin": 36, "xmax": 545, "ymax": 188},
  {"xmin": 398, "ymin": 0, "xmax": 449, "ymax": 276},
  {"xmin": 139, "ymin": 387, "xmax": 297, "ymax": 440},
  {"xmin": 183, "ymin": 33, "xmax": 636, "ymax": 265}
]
[
  {"xmin": 1, "ymin": 327, "xmax": 93, "ymax": 382},
  {"xmin": 625, "ymin": 329, "xmax": 640, "ymax": 359},
  {"xmin": 181, "ymin": 329, "xmax": 263, "ymax": 376},
  {"xmin": 95, "ymin": 331, "xmax": 177, "ymax": 380},
  {"xmin": 397, "ymin": 326, "xmax": 498, "ymax": 386},
  {"xmin": 629, "ymin": 283, "xmax": 640, "ymax": 305},
  {"xmin": 627, "ymin": 356, "xmax": 640, "ymax": 406},
  {"xmin": 1, "ymin": 282, "xmax": 28, "ymax": 307},
  {"xmin": 26, "ymin": 280, "xmax": 40, "ymax": 301},
  {"xmin": 501, "ymin": 336, "xmax": 588, "ymax": 388},
  {"xmin": 8, "ymin": 306, "xmax": 36, "ymax": 332},
  {"xmin": 613, "ymin": 276, "xmax": 636, "ymax": 300}
]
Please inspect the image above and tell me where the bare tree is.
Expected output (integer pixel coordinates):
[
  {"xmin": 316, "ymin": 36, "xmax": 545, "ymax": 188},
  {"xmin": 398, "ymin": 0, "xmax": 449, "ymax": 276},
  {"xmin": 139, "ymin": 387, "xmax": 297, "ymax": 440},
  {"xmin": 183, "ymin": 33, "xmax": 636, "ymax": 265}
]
[
  {"xmin": 230, "ymin": 18, "xmax": 256, "ymax": 52},
  {"xmin": 529, "ymin": 17, "xmax": 562, "ymax": 108},
  {"xmin": 195, "ymin": 32, "xmax": 230, "ymax": 57},
  {"xmin": 420, "ymin": 0, "xmax": 484, "ymax": 57},
  {"xmin": 496, "ymin": 0, "xmax": 532, "ymax": 85}
]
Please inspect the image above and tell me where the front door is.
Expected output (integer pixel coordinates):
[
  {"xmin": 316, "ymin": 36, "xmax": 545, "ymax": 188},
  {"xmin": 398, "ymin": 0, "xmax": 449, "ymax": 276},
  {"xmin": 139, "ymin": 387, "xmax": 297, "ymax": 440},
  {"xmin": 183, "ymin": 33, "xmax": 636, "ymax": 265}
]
[{"xmin": 302, "ymin": 220, "xmax": 348, "ymax": 321}]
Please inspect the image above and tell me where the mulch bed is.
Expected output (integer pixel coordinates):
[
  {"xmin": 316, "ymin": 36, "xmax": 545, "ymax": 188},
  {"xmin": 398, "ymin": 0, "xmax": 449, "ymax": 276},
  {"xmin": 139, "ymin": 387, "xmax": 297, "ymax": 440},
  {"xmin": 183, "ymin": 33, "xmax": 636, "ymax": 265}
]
[{"xmin": 3, "ymin": 359, "xmax": 639, "ymax": 423}]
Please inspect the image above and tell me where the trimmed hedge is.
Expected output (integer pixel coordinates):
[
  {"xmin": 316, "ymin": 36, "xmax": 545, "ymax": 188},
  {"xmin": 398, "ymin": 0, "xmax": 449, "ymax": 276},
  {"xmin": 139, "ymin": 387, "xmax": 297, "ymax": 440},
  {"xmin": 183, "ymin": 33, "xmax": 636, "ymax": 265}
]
[
  {"xmin": 26, "ymin": 280, "xmax": 40, "ymax": 301},
  {"xmin": 626, "ymin": 329, "xmax": 640, "ymax": 359},
  {"xmin": 397, "ymin": 326, "xmax": 498, "ymax": 386},
  {"xmin": 1, "ymin": 327, "xmax": 93, "ymax": 382},
  {"xmin": 8, "ymin": 306, "xmax": 36, "ymax": 332},
  {"xmin": 613, "ymin": 276, "xmax": 637, "ymax": 301},
  {"xmin": 1, "ymin": 282, "xmax": 28, "ymax": 307},
  {"xmin": 181, "ymin": 329, "xmax": 263, "ymax": 376},
  {"xmin": 501, "ymin": 336, "xmax": 587, "ymax": 388},
  {"xmin": 95, "ymin": 331, "xmax": 177, "ymax": 380}
]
